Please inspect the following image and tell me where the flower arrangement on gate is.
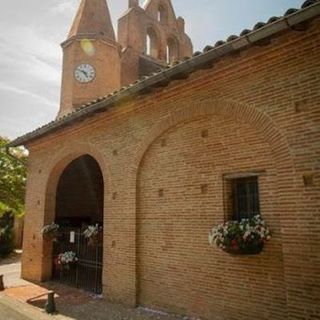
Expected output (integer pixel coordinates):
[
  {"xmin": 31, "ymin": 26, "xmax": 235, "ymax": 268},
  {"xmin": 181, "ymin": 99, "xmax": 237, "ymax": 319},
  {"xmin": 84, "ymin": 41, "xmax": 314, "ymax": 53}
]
[
  {"xmin": 83, "ymin": 224, "xmax": 101, "ymax": 246},
  {"xmin": 41, "ymin": 223, "xmax": 59, "ymax": 240},
  {"xmin": 208, "ymin": 215, "xmax": 271, "ymax": 255},
  {"xmin": 57, "ymin": 251, "xmax": 78, "ymax": 270}
]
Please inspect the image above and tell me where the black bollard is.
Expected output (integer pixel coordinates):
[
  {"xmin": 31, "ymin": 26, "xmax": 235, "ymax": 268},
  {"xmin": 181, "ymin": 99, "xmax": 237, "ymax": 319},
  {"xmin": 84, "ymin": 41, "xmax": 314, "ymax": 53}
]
[
  {"xmin": 0, "ymin": 275, "xmax": 4, "ymax": 291},
  {"xmin": 45, "ymin": 291, "xmax": 57, "ymax": 314}
]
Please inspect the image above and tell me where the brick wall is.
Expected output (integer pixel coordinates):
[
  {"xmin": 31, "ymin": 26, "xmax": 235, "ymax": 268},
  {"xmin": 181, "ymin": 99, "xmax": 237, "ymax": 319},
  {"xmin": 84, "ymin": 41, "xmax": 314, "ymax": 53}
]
[
  {"xmin": 21, "ymin": 17, "xmax": 320, "ymax": 320},
  {"xmin": 137, "ymin": 116, "xmax": 286, "ymax": 319}
]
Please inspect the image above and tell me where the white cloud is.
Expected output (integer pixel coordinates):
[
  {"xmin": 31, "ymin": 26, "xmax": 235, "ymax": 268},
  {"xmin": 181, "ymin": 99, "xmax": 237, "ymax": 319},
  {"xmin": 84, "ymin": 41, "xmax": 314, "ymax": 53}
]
[
  {"xmin": 0, "ymin": 25, "xmax": 61, "ymax": 85},
  {"xmin": 51, "ymin": 0, "xmax": 77, "ymax": 15},
  {"xmin": 0, "ymin": 88, "xmax": 57, "ymax": 139},
  {"xmin": 0, "ymin": 83, "xmax": 56, "ymax": 108},
  {"xmin": 0, "ymin": 23, "xmax": 60, "ymax": 138}
]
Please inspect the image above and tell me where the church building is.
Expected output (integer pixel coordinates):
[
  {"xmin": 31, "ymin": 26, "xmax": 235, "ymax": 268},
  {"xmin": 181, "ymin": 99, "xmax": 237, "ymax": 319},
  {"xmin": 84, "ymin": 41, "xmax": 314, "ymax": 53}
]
[{"xmin": 7, "ymin": 0, "xmax": 320, "ymax": 319}]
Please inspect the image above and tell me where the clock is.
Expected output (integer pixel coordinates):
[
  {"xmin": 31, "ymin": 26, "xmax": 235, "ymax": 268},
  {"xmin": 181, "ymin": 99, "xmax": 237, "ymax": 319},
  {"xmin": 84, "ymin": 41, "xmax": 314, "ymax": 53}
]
[{"xmin": 74, "ymin": 64, "xmax": 95, "ymax": 83}]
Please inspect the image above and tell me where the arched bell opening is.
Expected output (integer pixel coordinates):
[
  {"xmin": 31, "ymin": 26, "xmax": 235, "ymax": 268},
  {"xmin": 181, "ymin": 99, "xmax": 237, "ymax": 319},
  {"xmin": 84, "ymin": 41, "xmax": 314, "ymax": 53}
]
[
  {"xmin": 166, "ymin": 37, "xmax": 179, "ymax": 64},
  {"xmin": 157, "ymin": 4, "xmax": 167, "ymax": 24},
  {"xmin": 146, "ymin": 27, "xmax": 159, "ymax": 59}
]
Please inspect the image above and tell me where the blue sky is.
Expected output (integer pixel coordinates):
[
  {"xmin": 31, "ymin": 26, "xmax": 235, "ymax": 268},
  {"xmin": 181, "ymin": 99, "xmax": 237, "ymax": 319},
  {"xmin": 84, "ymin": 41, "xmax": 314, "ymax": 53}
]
[{"xmin": 0, "ymin": 0, "xmax": 305, "ymax": 139}]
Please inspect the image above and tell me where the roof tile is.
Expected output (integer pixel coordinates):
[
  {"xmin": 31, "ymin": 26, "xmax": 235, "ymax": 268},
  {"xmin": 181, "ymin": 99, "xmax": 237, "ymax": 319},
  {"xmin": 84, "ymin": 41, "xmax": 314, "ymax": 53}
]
[
  {"xmin": 253, "ymin": 22, "xmax": 266, "ymax": 30},
  {"xmin": 227, "ymin": 35, "xmax": 239, "ymax": 42},
  {"xmin": 240, "ymin": 29, "xmax": 251, "ymax": 36},
  {"xmin": 285, "ymin": 8, "xmax": 299, "ymax": 16},
  {"xmin": 268, "ymin": 16, "xmax": 281, "ymax": 23},
  {"xmin": 214, "ymin": 40, "xmax": 226, "ymax": 47},
  {"xmin": 203, "ymin": 45, "xmax": 214, "ymax": 52},
  {"xmin": 302, "ymin": 0, "xmax": 318, "ymax": 8}
]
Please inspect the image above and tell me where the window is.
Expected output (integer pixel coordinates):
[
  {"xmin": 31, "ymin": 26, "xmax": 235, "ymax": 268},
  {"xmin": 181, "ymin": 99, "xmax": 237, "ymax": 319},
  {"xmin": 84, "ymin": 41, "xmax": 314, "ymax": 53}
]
[
  {"xmin": 146, "ymin": 34, "xmax": 152, "ymax": 56},
  {"xmin": 158, "ymin": 5, "xmax": 167, "ymax": 24},
  {"xmin": 232, "ymin": 177, "xmax": 260, "ymax": 221},
  {"xmin": 146, "ymin": 27, "xmax": 159, "ymax": 58},
  {"xmin": 166, "ymin": 37, "xmax": 179, "ymax": 64}
]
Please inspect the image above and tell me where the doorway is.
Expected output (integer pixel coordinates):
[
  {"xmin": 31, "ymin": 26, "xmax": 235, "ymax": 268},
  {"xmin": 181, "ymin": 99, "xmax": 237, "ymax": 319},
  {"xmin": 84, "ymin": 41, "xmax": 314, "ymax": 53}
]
[{"xmin": 52, "ymin": 154, "xmax": 104, "ymax": 294}]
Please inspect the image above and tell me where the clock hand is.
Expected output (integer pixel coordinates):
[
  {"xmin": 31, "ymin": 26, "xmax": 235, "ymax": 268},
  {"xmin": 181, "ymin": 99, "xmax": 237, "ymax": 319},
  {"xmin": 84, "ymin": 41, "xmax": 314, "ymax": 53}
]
[{"xmin": 80, "ymin": 70, "xmax": 88, "ymax": 77}]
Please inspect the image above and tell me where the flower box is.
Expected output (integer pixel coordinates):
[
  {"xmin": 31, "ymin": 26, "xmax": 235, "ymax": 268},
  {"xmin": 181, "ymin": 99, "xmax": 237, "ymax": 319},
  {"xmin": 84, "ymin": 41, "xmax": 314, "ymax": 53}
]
[
  {"xmin": 83, "ymin": 225, "xmax": 102, "ymax": 247},
  {"xmin": 209, "ymin": 215, "xmax": 271, "ymax": 256},
  {"xmin": 223, "ymin": 243, "xmax": 264, "ymax": 255},
  {"xmin": 41, "ymin": 223, "xmax": 59, "ymax": 241},
  {"xmin": 57, "ymin": 251, "xmax": 78, "ymax": 270}
]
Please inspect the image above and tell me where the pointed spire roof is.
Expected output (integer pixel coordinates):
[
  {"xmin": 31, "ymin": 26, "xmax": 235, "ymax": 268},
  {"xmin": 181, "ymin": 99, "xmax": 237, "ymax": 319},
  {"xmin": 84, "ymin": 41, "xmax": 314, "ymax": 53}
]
[{"xmin": 68, "ymin": 0, "xmax": 115, "ymax": 40}]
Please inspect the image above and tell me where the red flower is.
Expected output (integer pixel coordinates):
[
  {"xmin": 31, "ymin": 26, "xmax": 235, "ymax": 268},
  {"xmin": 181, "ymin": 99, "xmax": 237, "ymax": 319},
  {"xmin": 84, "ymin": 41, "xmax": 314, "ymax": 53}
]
[{"xmin": 231, "ymin": 240, "xmax": 238, "ymax": 247}]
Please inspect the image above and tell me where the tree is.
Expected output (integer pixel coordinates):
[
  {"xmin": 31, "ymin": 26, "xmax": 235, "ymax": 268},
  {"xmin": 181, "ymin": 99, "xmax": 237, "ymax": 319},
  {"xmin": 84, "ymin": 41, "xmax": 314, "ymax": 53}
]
[
  {"xmin": 0, "ymin": 137, "xmax": 27, "ymax": 216},
  {"xmin": 0, "ymin": 211, "xmax": 14, "ymax": 257},
  {"xmin": 0, "ymin": 137, "xmax": 27, "ymax": 256}
]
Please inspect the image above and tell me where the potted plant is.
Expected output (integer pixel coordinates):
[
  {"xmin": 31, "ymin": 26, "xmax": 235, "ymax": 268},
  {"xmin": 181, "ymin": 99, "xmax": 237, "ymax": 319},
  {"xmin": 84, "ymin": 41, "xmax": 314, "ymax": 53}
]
[
  {"xmin": 41, "ymin": 223, "xmax": 59, "ymax": 241},
  {"xmin": 57, "ymin": 251, "xmax": 78, "ymax": 270},
  {"xmin": 83, "ymin": 224, "xmax": 101, "ymax": 246},
  {"xmin": 209, "ymin": 215, "xmax": 271, "ymax": 255}
]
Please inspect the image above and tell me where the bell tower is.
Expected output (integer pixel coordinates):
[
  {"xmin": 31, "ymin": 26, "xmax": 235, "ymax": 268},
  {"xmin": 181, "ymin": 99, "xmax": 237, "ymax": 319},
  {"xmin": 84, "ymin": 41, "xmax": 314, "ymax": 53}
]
[
  {"xmin": 118, "ymin": 0, "xmax": 193, "ymax": 86},
  {"xmin": 59, "ymin": 0, "xmax": 121, "ymax": 117}
]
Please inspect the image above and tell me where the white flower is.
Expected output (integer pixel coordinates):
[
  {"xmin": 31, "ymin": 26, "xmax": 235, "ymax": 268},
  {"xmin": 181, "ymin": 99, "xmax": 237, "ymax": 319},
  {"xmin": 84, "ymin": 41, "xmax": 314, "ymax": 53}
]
[
  {"xmin": 58, "ymin": 251, "xmax": 78, "ymax": 265},
  {"xmin": 83, "ymin": 225, "xmax": 99, "ymax": 239},
  {"xmin": 208, "ymin": 233, "xmax": 214, "ymax": 245},
  {"xmin": 208, "ymin": 215, "xmax": 271, "ymax": 251},
  {"xmin": 41, "ymin": 223, "xmax": 59, "ymax": 235}
]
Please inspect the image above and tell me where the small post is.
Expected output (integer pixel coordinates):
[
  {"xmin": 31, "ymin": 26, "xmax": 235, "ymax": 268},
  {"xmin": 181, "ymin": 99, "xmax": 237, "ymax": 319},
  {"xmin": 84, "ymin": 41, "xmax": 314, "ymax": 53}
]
[
  {"xmin": 0, "ymin": 275, "xmax": 4, "ymax": 291},
  {"xmin": 45, "ymin": 291, "xmax": 56, "ymax": 314}
]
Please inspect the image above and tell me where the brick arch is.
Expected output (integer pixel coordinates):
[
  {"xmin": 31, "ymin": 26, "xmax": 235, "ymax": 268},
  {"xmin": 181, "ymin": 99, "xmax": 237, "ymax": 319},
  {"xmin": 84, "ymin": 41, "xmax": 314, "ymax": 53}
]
[
  {"xmin": 133, "ymin": 98, "xmax": 297, "ymax": 315},
  {"xmin": 166, "ymin": 35, "xmax": 179, "ymax": 63},
  {"xmin": 145, "ymin": 25, "xmax": 160, "ymax": 58},
  {"xmin": 133, "ymin": 98, "xmax": 295, "ymax": 180},
  {"xmin": 144, "ymin": 0, "xmax": 177, "ymax": 25},
  {"xmin": 44, "ymin": 142, "xmax": 113, "ymax": 224},
  {"xmin": 157, "ymin": 3, "xmax": 168, "ymax": 24},
  {"xmin": 40, "ymin": 142, "xmax": 112, "ymax": 281}
]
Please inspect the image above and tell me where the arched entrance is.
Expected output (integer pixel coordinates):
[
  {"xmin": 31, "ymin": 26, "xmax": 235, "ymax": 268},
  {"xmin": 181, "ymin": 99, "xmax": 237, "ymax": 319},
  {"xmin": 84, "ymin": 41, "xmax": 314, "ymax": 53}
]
[{"xmin": 52, "ymin": 154, "xmax": 104, "ymax": 294}]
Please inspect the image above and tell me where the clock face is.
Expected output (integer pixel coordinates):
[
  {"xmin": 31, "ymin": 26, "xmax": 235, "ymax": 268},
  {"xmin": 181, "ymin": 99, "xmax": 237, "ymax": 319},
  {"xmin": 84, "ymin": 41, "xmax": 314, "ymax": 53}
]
[{"xmin": 74, "ymin": 64, "xmax": 95, "ymax": 83}]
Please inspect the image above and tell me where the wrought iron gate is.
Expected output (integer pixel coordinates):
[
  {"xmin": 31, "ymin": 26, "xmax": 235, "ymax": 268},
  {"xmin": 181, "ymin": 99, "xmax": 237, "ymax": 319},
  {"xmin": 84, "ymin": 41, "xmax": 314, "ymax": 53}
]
[{"xmin": 52, "ymin": 227, "xmax": 103, "ymax": 294}]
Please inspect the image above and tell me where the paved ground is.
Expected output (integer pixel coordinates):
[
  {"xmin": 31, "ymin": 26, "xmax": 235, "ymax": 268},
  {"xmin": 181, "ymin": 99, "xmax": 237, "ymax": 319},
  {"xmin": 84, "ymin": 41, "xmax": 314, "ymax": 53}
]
[
  {"xmin": 0, "ymin": 300, "xmax": 32, "ymax": 320},
  {"xmin": 0, "ymin": 294, "xmax": 70, "ymax": 320},
  {"xmin": 0, "ymin": 252, "xmax": 29, "ymax": 288},
  {"xmin": 0, "ymin": 253, "xmax": 198, "ymax": 320}
]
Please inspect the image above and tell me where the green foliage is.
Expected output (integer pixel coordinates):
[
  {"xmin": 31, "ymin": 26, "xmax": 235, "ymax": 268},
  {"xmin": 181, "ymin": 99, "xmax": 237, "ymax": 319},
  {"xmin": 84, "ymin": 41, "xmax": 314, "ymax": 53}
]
[
  {"xmin": 0, "ymin": 137, "xmax": 27, "ymax": 216},
  {"xmin": 0, "ymin": 137, "xmax": 26, "ymax": 257},
  {"xmin": 0, "ymin": 211, "xmax": 14, "ymax": 257}
]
